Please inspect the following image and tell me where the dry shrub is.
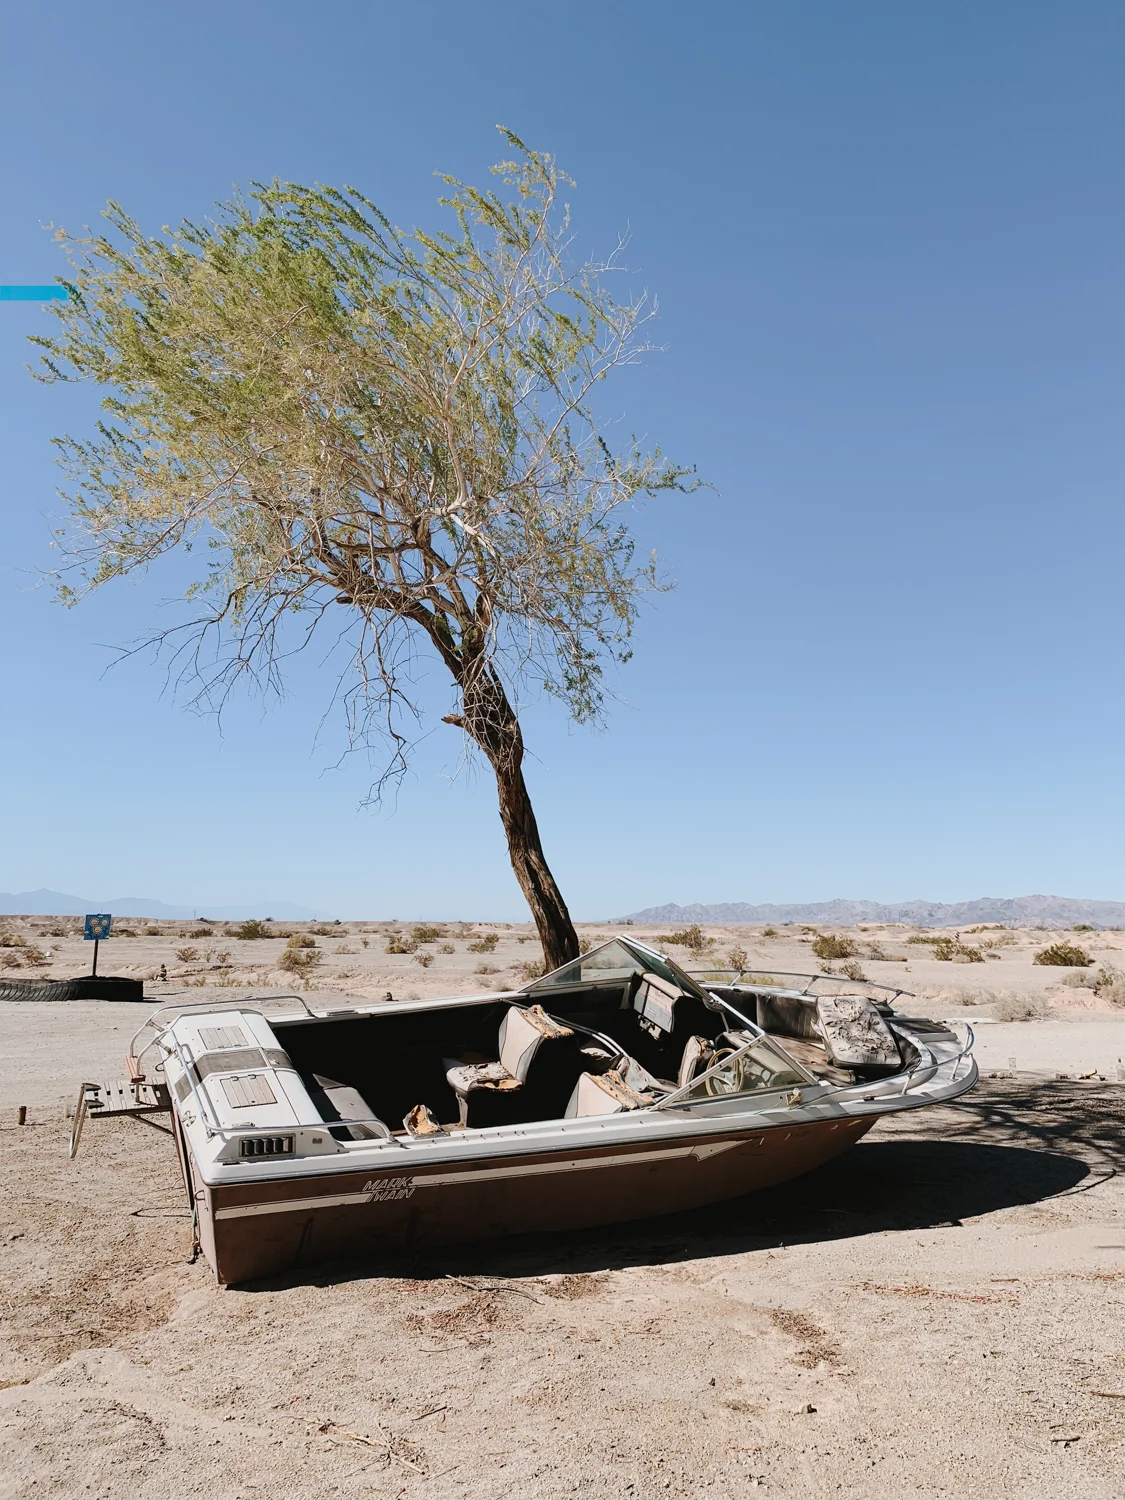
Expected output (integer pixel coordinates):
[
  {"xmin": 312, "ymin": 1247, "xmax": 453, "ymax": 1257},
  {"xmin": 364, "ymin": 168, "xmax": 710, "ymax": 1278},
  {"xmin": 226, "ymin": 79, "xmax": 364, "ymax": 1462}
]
[
  {"xmin": 931, "ymin": 937, "xmax": 984, "ymax": 963},
  {"xmin": 657, "ymin": 925, "xmax": 710, "ymax": 952},
  {"xmin": 840, "ymin": 959, "xmax": 867, "ymax": 982},
  {"xmin": 190, "ymin": 927, "xmax": 214, "ymax": 938},
  {"xmin": 468, "ymin": 933, "xmax": 499, "ymax": 953},
  {"xmin": 993, "ymin": 992, "xmax": 1047, "ymax": 1022},
  {"xmin": 0, "ymin": 932, "xmax": 25, "ymax": 949},
  {"xmin": 475, "ymin": 962, "xmax": 499, "ymax": 975},
  {"xmin": 762, "ymin": 926, "xmax": 778, "ymax": 938},
  {"xmin": 309, "ymin": 925, "xmax": 335, "ymax": 937},
  {"xmin": 233, "ymin": 919, "xmax": 271, "ymax": 940},
  {"xmin": 439, "ymin": 942, "xmax": 455, "ymax": 954},
  {"xmin": 278, "ymin": 947, "xmax": 321, "ymax": 974},
  {"xmin": 727, "ymin": 945, "xmax": 749, "ymax": 971},
  {"xmin": 414, "ymin": 952, "xmax": 434, "ymax": 967},
  {"xmin": 385, "ymin": 932, "xmax": 418, "ymax": 954},
  {"xmin": 144, "ymin": 927, "xmax": 163, "ymax": 936},
  {"xmin": 287, "ymin": 933, "xmax": 316, "ymax": 949},
  {"xmin": 516, "ymin": 959, "xmax": 547, "ymax": 980},
  {"xmin": 811, "ymin": 934, "xmax": 858, "ymax": 961},
  {"xmin": 1, "ymin": 951, "xmax": 22, "ymax": 970},
  {"xmin": 411, "ymin": 924, "xmax": 445, "ymax": 943},
  {"xmin": 175, "ymin": 946, "xmax": 200, "ymax": 963},
  {"xmin": 1034, "ymin": 942, "xmax": 1091, "ymax": 968}
]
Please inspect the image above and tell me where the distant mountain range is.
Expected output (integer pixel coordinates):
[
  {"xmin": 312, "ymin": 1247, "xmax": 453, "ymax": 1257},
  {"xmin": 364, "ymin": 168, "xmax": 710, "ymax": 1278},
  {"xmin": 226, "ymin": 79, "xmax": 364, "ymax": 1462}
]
[
  {"xmin": 621, "ymin": 895, "xmax": 1125, "ymax": 928},
  {"xmin": 0, "ymin": 888, "xmax": 323, "ymax": 921}
]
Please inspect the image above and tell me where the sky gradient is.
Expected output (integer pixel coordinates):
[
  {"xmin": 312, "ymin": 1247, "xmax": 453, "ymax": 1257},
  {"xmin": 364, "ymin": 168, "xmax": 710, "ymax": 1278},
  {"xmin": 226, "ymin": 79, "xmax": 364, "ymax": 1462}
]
[{"xmin": 2, "ymin": 1, "xmax": 1123, "ymax": 919}]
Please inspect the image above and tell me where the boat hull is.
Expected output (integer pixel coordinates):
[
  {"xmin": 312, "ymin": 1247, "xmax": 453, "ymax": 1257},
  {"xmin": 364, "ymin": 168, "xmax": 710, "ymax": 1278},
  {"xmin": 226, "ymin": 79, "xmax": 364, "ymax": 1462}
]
[{"xmin": 193, "ymin": 1115, "xmax": 874, "ymax": 1284}]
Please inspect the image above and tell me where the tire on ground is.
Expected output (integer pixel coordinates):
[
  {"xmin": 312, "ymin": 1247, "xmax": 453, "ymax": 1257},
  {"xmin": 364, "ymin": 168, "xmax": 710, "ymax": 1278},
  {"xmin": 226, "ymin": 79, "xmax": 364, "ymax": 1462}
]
[{"xmin": 0, "ymin": 975, "xmax": 145, "ymax": 1002}]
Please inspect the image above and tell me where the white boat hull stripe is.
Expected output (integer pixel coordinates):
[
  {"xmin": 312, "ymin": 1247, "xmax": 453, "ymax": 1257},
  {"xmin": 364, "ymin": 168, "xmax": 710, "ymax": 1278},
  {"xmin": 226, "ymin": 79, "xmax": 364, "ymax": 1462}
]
[{"xmin": 213, "ymin": 1139, "xmax": 741, "ymax": 1219}]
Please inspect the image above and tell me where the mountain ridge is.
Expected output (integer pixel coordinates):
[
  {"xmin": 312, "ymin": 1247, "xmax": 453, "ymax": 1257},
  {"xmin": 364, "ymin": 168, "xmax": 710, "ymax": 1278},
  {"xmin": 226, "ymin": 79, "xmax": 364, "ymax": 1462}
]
[
  {"xmin": 0, "ymin": 889, "xmax": 323, "ymax": 920},
  {"xmin": 620, "ymin": 895, "xmax": 1125, "ymax": 928}
]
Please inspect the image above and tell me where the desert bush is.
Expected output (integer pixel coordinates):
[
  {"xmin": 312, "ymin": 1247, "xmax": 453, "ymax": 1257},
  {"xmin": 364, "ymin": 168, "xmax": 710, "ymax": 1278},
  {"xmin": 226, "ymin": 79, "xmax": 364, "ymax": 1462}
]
[
  {"xmin": 214, "ymin": 950, "xmax": 232, "ymax": 966},
  {"xmin": 980, "ymin": 933, "xmax": 1017, "ymax": 949},
  {"xmin": 309, "ymin": 925, "xmax": 335, "ymax": 936},
  {"xmin": 966, "ymin": 924, "xmax": 1005, "ymax": 934},
  {"xmin": 811, "ymin": 934, "xmax": 858, "ymax": 961},
  {"xmin": 190, "ymin": 927, "xmax": 214, "ymax": 938},
  {"xmin": 906, "ymin": 934, "xmax": 935, "ymax": 944},
  {"xmin": 993, "ymin": 992, "xmax": 1046, "ymax": 1022},
  {"xmin": 278, "ymin": 947, "xmax": 321, "ymax": 973},
  {"xmin": 861, "ymin": 941, "xmax": 888, "ymax": 961},
  {"xmin": 658, "ymin": 925, "xmax": 709, "ymax": 952},
  {"xmin": 578, "ymin": 936, "xmax": 594, "ymax": 955},
  {"xmin": 0, "ymin": 932, "xmax": 25, "ymax": 948},
  {"xmin": 233, "ymin": 919, "xmax": 271, "ymax": 940},
  {"xmin": 0, "ymin": 951, "xmax": 21, "ymax": 969},
  {"xmin": 930, "ymin": 937, "xmax": 984, "ymax": 963},
  {"xmin": 840, "ymin": 960, "xmax": 867, "ymax": 982},
  {"xmin": 47, "ymin": 927, "xmax": 68, "ymax": 938},
  {"xmin": 1073, "ymin": 923, "xmax": 1095, "ymax": 932},
  {"xmin": 144, "ymin": 927, "xmax": 163, "ymax": 937},
  {"xmin": 175, "ymin": 946, "xmax": 200, "ymax": 963},
  {"xmin": 385, "ymin": 932, "xmax": 418, "ymax": 954},
  {"xmin": 762, "ymin": 926, "xmax": 778, "ymax": 938},
  {"xmin": 287, "ymin": 933, "xmax": 317, "ymax": 949},
  {"xmin": 516, "ymin": 959, "xmax": 547, "ymax": 980},
  {"xmin": 414, "ymin": 952, "xmax": 434, "ymax": 967},
  {"xmin": 475, "ymin": 962, "xmax": 499, "ymax": 975},
  {"xmin": 439, "ymin": 943, "xmax": 455, "ymax": 954},
  {"xmin": 361, "ymin": 937, "xmax": 370, "ymax": 949},
  {"xmin": 468, "ymin": 933, "xmax": 499, "ymax": 953},
  {"xmin": 411, "ymin": 924, "xmax": 445, "ymax": 943},
  {"xmin": 115, "ymin": 927, "xmax": 136, "ymax": 937},
  {"xmin": 727, "ymin": 945, "xmax": 749, "ymax": 971},
  {"xmin": 1033, "ymin": 942, "xmax": 1091, "ymax": 967}
]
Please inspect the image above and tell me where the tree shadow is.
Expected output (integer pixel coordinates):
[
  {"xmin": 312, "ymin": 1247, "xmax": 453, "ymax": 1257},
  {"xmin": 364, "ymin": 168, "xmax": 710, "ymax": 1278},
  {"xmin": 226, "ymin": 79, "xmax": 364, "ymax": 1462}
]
[{"xmin": 252, "ymin": 1079, "xmax": 1121, "ymax": 1290}]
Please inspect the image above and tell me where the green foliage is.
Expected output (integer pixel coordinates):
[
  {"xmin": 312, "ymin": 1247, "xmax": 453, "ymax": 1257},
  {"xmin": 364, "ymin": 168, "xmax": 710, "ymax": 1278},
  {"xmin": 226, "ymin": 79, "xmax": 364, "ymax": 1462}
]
[
  {"xmin": 811, "ymin": 934, "xmax": 858, "ymax": 961},
  {"xmin": 36, "ymin": 131, "xmax": 697, "ymax": 768},
  {"xmin": 234, "ymin": 919, "xmax": 271, "ymax": 940},
  {"xmin": 1033, "ymin": 942, "xmax": 1091, "ymax": 967}
]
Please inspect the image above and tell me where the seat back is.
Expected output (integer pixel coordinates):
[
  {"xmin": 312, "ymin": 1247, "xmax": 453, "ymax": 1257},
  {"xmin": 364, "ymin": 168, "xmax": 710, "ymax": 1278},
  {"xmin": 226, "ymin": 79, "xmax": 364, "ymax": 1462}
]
[
  {"xmin": 565, "ymin": 1068, "xmax": 648, "ymax": 1118},
  {"xmin": 498, "ymin": 1004, "xmax": 573, "ymax": 1083}
]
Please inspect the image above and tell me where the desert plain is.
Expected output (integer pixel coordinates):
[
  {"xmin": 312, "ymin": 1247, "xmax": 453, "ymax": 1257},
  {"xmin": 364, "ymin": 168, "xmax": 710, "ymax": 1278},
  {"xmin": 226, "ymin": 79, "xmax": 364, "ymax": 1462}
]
[{"xmin": 2, "ymin": 915, "xmax": 1125, "ymax": 1498}]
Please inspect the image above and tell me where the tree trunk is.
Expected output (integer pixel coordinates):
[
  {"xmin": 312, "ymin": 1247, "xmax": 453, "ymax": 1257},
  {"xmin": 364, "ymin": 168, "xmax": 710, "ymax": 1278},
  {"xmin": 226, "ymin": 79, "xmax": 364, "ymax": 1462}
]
[
  {"xmin": 444, "ymin": 664, "xmax": 579, "ymax": 972},
  {"xmin": 492, "ymin": 752, "xmax": 580, "ymax": 972}
]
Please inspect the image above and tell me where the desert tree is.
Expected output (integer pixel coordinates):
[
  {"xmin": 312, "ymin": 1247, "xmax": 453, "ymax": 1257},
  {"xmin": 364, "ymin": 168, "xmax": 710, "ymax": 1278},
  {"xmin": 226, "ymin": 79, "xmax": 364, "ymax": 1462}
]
[{"xmin": 33, "ymin": 131, "xmax": 694, "ymax": 968}]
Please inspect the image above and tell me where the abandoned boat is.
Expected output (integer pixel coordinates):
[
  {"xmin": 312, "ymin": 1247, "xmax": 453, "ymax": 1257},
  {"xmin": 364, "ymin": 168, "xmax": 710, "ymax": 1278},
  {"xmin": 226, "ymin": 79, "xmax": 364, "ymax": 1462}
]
[{"xmin": 102, "ymin": 937, "xmax": 976, "ymax": 1283}]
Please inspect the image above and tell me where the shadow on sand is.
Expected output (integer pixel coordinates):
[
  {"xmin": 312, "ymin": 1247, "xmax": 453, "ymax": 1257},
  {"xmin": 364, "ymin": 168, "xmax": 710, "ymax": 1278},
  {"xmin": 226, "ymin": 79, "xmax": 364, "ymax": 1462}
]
[{"xmin": 246, "ymin": 1079, "xmax": 1121, "ymax": 1290}]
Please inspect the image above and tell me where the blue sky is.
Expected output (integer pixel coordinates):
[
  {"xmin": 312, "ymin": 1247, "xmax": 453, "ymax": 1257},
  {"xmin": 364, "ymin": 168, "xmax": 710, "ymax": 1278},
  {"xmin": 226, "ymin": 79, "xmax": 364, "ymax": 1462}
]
[{"xmin": 2, "ymin": 1, "xmax": 1124, "ymax": 919}]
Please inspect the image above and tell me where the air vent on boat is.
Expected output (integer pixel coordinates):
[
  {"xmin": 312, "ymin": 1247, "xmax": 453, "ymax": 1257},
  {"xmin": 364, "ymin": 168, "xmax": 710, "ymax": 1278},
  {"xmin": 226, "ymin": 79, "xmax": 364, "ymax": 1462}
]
[{"xmin": 238, "ymin": 1135, "xmax": 295, "ymax": 1159}]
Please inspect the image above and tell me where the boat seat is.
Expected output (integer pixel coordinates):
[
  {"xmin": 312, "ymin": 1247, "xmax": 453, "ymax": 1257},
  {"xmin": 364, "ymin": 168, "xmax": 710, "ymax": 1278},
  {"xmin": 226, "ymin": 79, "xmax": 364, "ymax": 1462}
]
[
  {"xmin": 677, "ymin": 1035, "xmax": 717, "ymax": 1088},
  {"xmin": 565, "ymin": 1068, "xmax": 651, "ymax": 1118},
  {"xmin": 445, "ymin": 1004, "xmax": 585, "ymax": 1128}
]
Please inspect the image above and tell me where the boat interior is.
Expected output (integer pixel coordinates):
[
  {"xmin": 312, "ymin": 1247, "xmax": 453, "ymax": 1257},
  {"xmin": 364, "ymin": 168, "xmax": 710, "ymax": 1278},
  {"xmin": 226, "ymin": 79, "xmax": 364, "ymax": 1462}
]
[{"xmin": 262, "ymin": 940, "xmax": 911, "ymax": 1139}]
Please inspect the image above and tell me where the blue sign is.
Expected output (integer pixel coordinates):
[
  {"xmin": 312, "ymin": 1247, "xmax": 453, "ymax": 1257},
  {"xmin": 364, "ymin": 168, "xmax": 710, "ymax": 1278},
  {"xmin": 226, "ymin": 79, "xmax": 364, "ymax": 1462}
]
[
  {"xmin": 84, "ymin": 913, "xmax": 112, "ymax": 941},
  {"xmin": 0, "ymin": 286, "xmax": 68, "ymax": 301}
]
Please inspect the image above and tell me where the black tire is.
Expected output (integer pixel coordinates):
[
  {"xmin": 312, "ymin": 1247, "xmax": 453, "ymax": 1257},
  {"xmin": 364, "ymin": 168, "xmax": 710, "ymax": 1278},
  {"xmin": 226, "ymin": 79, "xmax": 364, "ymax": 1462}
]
[
  {"xmin": 0, "ymin": 977, "xmax": 84, "ymax": 1001},
  {"xmin": 0, "ymin": 975, "xmax": 145, "ymax": 1002}
]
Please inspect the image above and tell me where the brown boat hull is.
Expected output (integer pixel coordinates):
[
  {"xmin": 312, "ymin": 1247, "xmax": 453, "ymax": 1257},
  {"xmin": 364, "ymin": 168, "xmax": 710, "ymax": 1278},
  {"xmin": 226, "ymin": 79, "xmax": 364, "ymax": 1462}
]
[{"xmin": 193, "ymin": 1115, "xmax": 874, "ymax": 1284}]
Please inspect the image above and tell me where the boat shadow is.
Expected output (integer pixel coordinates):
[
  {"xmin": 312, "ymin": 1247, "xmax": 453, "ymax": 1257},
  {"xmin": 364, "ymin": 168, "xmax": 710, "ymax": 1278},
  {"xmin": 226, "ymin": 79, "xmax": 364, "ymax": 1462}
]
[{"xmin": 252, "ymin": 1079, "xmax": 1121, "ymax": 1289}]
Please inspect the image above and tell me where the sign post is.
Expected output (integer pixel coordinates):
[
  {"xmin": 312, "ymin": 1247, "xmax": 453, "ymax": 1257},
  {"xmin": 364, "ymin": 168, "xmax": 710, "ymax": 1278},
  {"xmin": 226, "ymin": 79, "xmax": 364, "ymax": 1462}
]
[{"xmin": 83, "ymin": 913, "xmax": 112, "ymax": 976}]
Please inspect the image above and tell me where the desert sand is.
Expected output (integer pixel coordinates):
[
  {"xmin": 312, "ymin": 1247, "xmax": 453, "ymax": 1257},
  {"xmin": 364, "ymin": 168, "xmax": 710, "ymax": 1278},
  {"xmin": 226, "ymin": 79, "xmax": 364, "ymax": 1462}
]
[{"xmin": 3, "ymin": 918, "xmax": 1125, "ymax": 1497}]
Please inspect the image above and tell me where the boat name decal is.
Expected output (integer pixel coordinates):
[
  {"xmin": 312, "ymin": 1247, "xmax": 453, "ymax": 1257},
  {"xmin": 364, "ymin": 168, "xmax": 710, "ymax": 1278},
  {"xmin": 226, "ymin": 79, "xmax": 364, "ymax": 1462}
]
[{"xmin": 363, "ymin": 1177, "xmax": 416, "ymax": 1202}]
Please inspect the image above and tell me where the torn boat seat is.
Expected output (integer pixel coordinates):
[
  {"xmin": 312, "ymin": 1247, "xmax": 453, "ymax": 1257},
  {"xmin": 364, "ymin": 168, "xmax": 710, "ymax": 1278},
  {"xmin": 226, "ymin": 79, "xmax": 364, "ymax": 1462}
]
[
  {"xmin": 445, "ymin": 1004, "xmax": 583, "ymax": 1128},
  {"xmin": 403, "ymin": 1103, "xmax": 446, "ymax": 1136},
  {"xmin": 815, "ymin": 995, "xmax": 901, "ymax": 1072},
  {"xmin": 678, "ymin": 1035, "xmax": 716, "ymax": 1088},
  {"xmin": 773, "ymin": 1035, "xmax": 855, "ymax": 1086},
  {"xmin": 565, "ymin": 1068, "xmax": 651, "ymax": 1118}
]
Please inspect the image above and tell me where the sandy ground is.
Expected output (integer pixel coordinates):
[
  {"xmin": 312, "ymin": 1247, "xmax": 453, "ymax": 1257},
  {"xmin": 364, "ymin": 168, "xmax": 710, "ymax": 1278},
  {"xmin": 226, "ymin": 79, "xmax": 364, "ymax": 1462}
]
[{"xmin": 3, "ymin": 920, "xmax": 1125, "ymax": 1497}]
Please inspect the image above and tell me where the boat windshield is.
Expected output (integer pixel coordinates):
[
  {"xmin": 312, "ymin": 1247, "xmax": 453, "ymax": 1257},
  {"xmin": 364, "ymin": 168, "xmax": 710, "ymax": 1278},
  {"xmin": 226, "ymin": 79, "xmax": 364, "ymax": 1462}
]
[
  {"xmin": 655, "ymin": 1034, "xmax": 809, "ymax": 1109},
  {"xmin": 524, "ymin": 938, "xmax": 709, "ymax": 1000}
]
